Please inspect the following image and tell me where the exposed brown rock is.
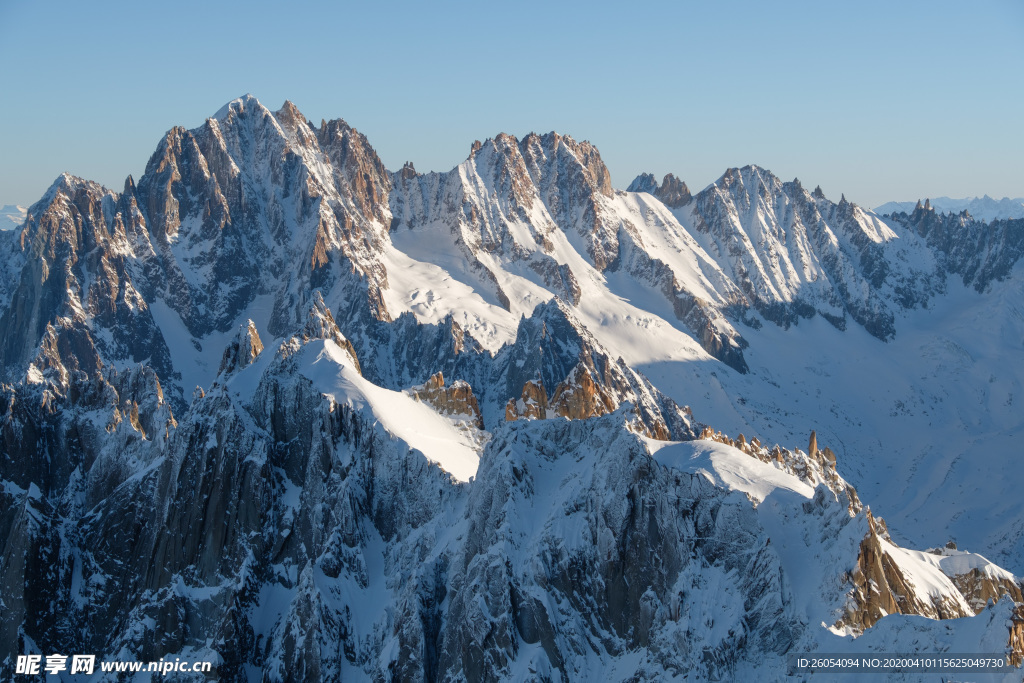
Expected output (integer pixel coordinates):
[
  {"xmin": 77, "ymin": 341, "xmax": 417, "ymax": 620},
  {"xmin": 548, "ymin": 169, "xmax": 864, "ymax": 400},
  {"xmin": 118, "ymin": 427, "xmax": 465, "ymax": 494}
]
[
  {"xmin": 950, "ymin": 568, "xmax": 1024, "ymax": 614},
  {"xmin": 409, "ymin": 372, "xmax": 484, "ymax": 429},
  {"xmin": 654, "ymin": 173, "xmax": 692, "ymax": 208},
  {"xmin": 219, "ymin": 320, "xmax": 264, "ymax": 376},
  {"xmin": 1010, "ymin": 604, "xmax": 1024, "ymax": 667},
  {"xmin": 504, "ymin": 379, "xmax": 549, "ymax": 422},
  {"xmin": 837, "ymin": 511, "xmax": 977, "ymax": 632},
  {"xmin": 549, "ymin": 364, "xmax": 617, "ymax": 421}
]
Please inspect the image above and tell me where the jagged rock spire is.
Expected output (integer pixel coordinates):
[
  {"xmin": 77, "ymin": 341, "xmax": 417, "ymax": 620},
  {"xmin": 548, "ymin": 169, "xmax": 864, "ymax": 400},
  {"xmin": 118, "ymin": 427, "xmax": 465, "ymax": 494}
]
[
  {"xmin": 218, "ymin": 320, "xmax": 264, "ymax": 377},
  {"xmin": 626, "ymin": 172, "xmax": 691, "ymax": 207},
  {"xmin": 399, "ymin": 161, "xmax": 417, "ymax": 179}
]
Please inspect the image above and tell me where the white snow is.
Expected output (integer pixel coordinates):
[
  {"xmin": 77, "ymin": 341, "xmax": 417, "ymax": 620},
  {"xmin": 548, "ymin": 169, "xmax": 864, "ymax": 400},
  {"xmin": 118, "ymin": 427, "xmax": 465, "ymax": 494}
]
[
  {"xmin": 649, "ymin": 438, "xmax": 815, "ymax": 504},
  {"xmin": 295, "ymin": 338, "xmax": 482, "ymax": 482},
  {"xmin": 0, "ymin": 204, "xmax": 27, "ymax": 231}
]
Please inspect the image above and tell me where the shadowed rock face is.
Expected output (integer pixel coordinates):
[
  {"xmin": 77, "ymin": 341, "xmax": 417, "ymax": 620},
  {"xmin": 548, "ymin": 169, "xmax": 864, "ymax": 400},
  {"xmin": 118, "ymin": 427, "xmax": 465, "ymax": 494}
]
[
  {"xmin": 494, "ymin": 299, "xmax": 693, "ymax": 440},
  {"xmin": 884, "ymin": 202, "xmax": 1024, "ymax": 292}
]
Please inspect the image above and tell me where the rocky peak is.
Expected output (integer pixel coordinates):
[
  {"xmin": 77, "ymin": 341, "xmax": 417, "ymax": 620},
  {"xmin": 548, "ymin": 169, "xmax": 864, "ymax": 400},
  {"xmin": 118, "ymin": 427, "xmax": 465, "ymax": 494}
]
[
  {"xmin": 314, "ymin": 117, "xmax": 392, "ymax": 225},
  {"xmin": 470, "ymin": 133, "xmax": 536, "ymax": 213},
  {"xmin": 813, "ymin": 185, "xmax": 826, "ymax": 199},
  {"xmin": 398, "ymin": 161, "xmax": 417, "ymax": 180},
  {"xmin": 137, "ymin": 125, "xmax": 215, "ymax": 242},
  {"xmin": 218, "ymin": 320, "xmax": 264, "ymax": 377},
  {"xmin": 654, "ymin": 173, "xmax": 692, "ymax": 207},
  {"xmin": 626, "ymin": 172, "xmax": 692, "ymax": 207},
  {"xmin": 408, "ymin": 371, "xmax": 484, "ymax": 429},
  {"xmin": 275, "ymin": 100, "xmax": 308, "ymax": 129},
  {"xmin": 518, "ymin": 131, "xmax": 613, "ymax": 199},
  {"xmin": 689, "ymin": 163, "xmax": 938, "ymax": 342},
  {"xmin": 626, "ymin": 172, "xmax": 658, "ymax": 194},
  {"xmin": 294, "ymin": 293, "xmax": 361, "ymax": 373},
  {"xmin": 504, "ymin": 378, "xmax": 549, "ymax": 421},
  {"xmin": 211, "ymin": 93, "xmax": 268, "ymax": 123}
]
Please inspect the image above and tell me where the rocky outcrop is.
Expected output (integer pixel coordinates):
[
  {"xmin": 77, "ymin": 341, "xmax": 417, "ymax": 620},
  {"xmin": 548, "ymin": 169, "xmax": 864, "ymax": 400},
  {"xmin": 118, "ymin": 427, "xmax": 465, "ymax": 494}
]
[
  {"xmin": 218, "ymin": 319, "xmax": 264, "ymax": 376},
  {"xmin": 409, "ymin": 371, "xmax": 484, "ymax": 429},
  {"xmin": 835, "ymin": 511, "xmax": 1024, "ymax": 636},
  {"xmin": 838, "ymin": 511, "xmax": 973, "ymax": 631},
  {"xmin": 504, "ymin": 378, "xmax": 548, "ymax": 421},
  {"xmin": 698, "ymin": 426, "xmax": 860, "ymax": 512},
  {"xmin": 951, "ymin": 568, "xmax": 1024, "ymax": 613},
  {"xmin": 493, "ymin": 300, "xmax": 692, "ymax": 439},
  {"xmin": 627, "ymin": 172, "xmax": 692, "ymax": 208},
  {"xmin": 549, "ymin": 362, "xmax": 617, "ymax": 421}
]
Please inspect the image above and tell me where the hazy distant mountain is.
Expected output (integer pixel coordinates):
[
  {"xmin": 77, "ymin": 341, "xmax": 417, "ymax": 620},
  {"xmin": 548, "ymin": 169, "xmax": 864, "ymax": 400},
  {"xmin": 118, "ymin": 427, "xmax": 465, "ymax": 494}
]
[
  {"xmin": 0, "ymin": 204, "xmax": 26, "ymax": 230},
  {"xmin": 876, "ymin": 195, "xmax": 1024, "ymax": 222},
  {"xmin": 2, "ymin": 96, "xmax": 1023, "ymax": 680}
]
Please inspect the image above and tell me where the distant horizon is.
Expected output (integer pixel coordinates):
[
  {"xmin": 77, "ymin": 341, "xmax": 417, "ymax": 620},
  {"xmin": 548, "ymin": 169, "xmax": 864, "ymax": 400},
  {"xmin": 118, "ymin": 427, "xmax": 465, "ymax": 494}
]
[
  {"xmin": 2, "ymin": 1, "xmax": 1022, "ymax": 209},
  {"xmin": 1, "ymin": 92, "xmax": 1022, "ymax": 212},
  {"xmin": 2, "ymin": 113, "xmax": 1023, "ymax": 216}
]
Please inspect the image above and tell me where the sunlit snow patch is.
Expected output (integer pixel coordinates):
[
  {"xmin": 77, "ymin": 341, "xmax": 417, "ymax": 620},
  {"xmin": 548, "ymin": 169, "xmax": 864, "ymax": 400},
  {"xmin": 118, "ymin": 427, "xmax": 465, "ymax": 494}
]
[
  {"xmin": 648, "ymin": 438, "xmax": 815, "ymax": 504},
  {"xmin": 296, "ymin": 338, "xmax": 481, "ymax": 482}
]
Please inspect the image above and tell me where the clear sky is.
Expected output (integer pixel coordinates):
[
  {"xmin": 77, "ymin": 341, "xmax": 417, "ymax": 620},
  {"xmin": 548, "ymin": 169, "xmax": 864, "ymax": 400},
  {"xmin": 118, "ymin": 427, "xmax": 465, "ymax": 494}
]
[{"xmin": 1, "ymin": 0, "xmax": 1022, "ymax": 209}]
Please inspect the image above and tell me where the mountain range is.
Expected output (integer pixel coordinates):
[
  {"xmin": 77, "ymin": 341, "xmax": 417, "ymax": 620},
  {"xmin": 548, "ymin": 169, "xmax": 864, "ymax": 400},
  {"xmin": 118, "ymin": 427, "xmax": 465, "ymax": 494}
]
[
  {"xmin": 875, "ymin": 196, "xmax": 1024, "ymax": 222},
  {"xmin": 1, "ymin": 95, "xmax": 1023, "ymax": 681},
  {"xmin": 0, "ymin": 204, "xmax": 27, "ymax": 231}
]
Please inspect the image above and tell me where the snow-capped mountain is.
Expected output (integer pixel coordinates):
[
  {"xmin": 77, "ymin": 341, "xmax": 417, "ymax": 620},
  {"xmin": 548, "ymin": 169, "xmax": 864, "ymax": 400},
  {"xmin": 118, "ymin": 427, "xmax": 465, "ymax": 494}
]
[
  {"xmin": 2, "ymin": 95, "xmax": 1023, "ymax": 680},
  {"xmin": 876, "ymin": 196, "xmax": 1024, "ymax": 222},
  {"xmin": 0, "ymin": 204, "xmax": 26, "ymax": 231}
]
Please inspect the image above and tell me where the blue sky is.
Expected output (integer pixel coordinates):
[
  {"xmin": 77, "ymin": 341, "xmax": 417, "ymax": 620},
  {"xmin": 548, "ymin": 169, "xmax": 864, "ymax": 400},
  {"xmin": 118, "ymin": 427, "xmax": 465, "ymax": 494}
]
[{"xmin": 0, "ymin": 0, "xmax": 1021, "ymax": 209}]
